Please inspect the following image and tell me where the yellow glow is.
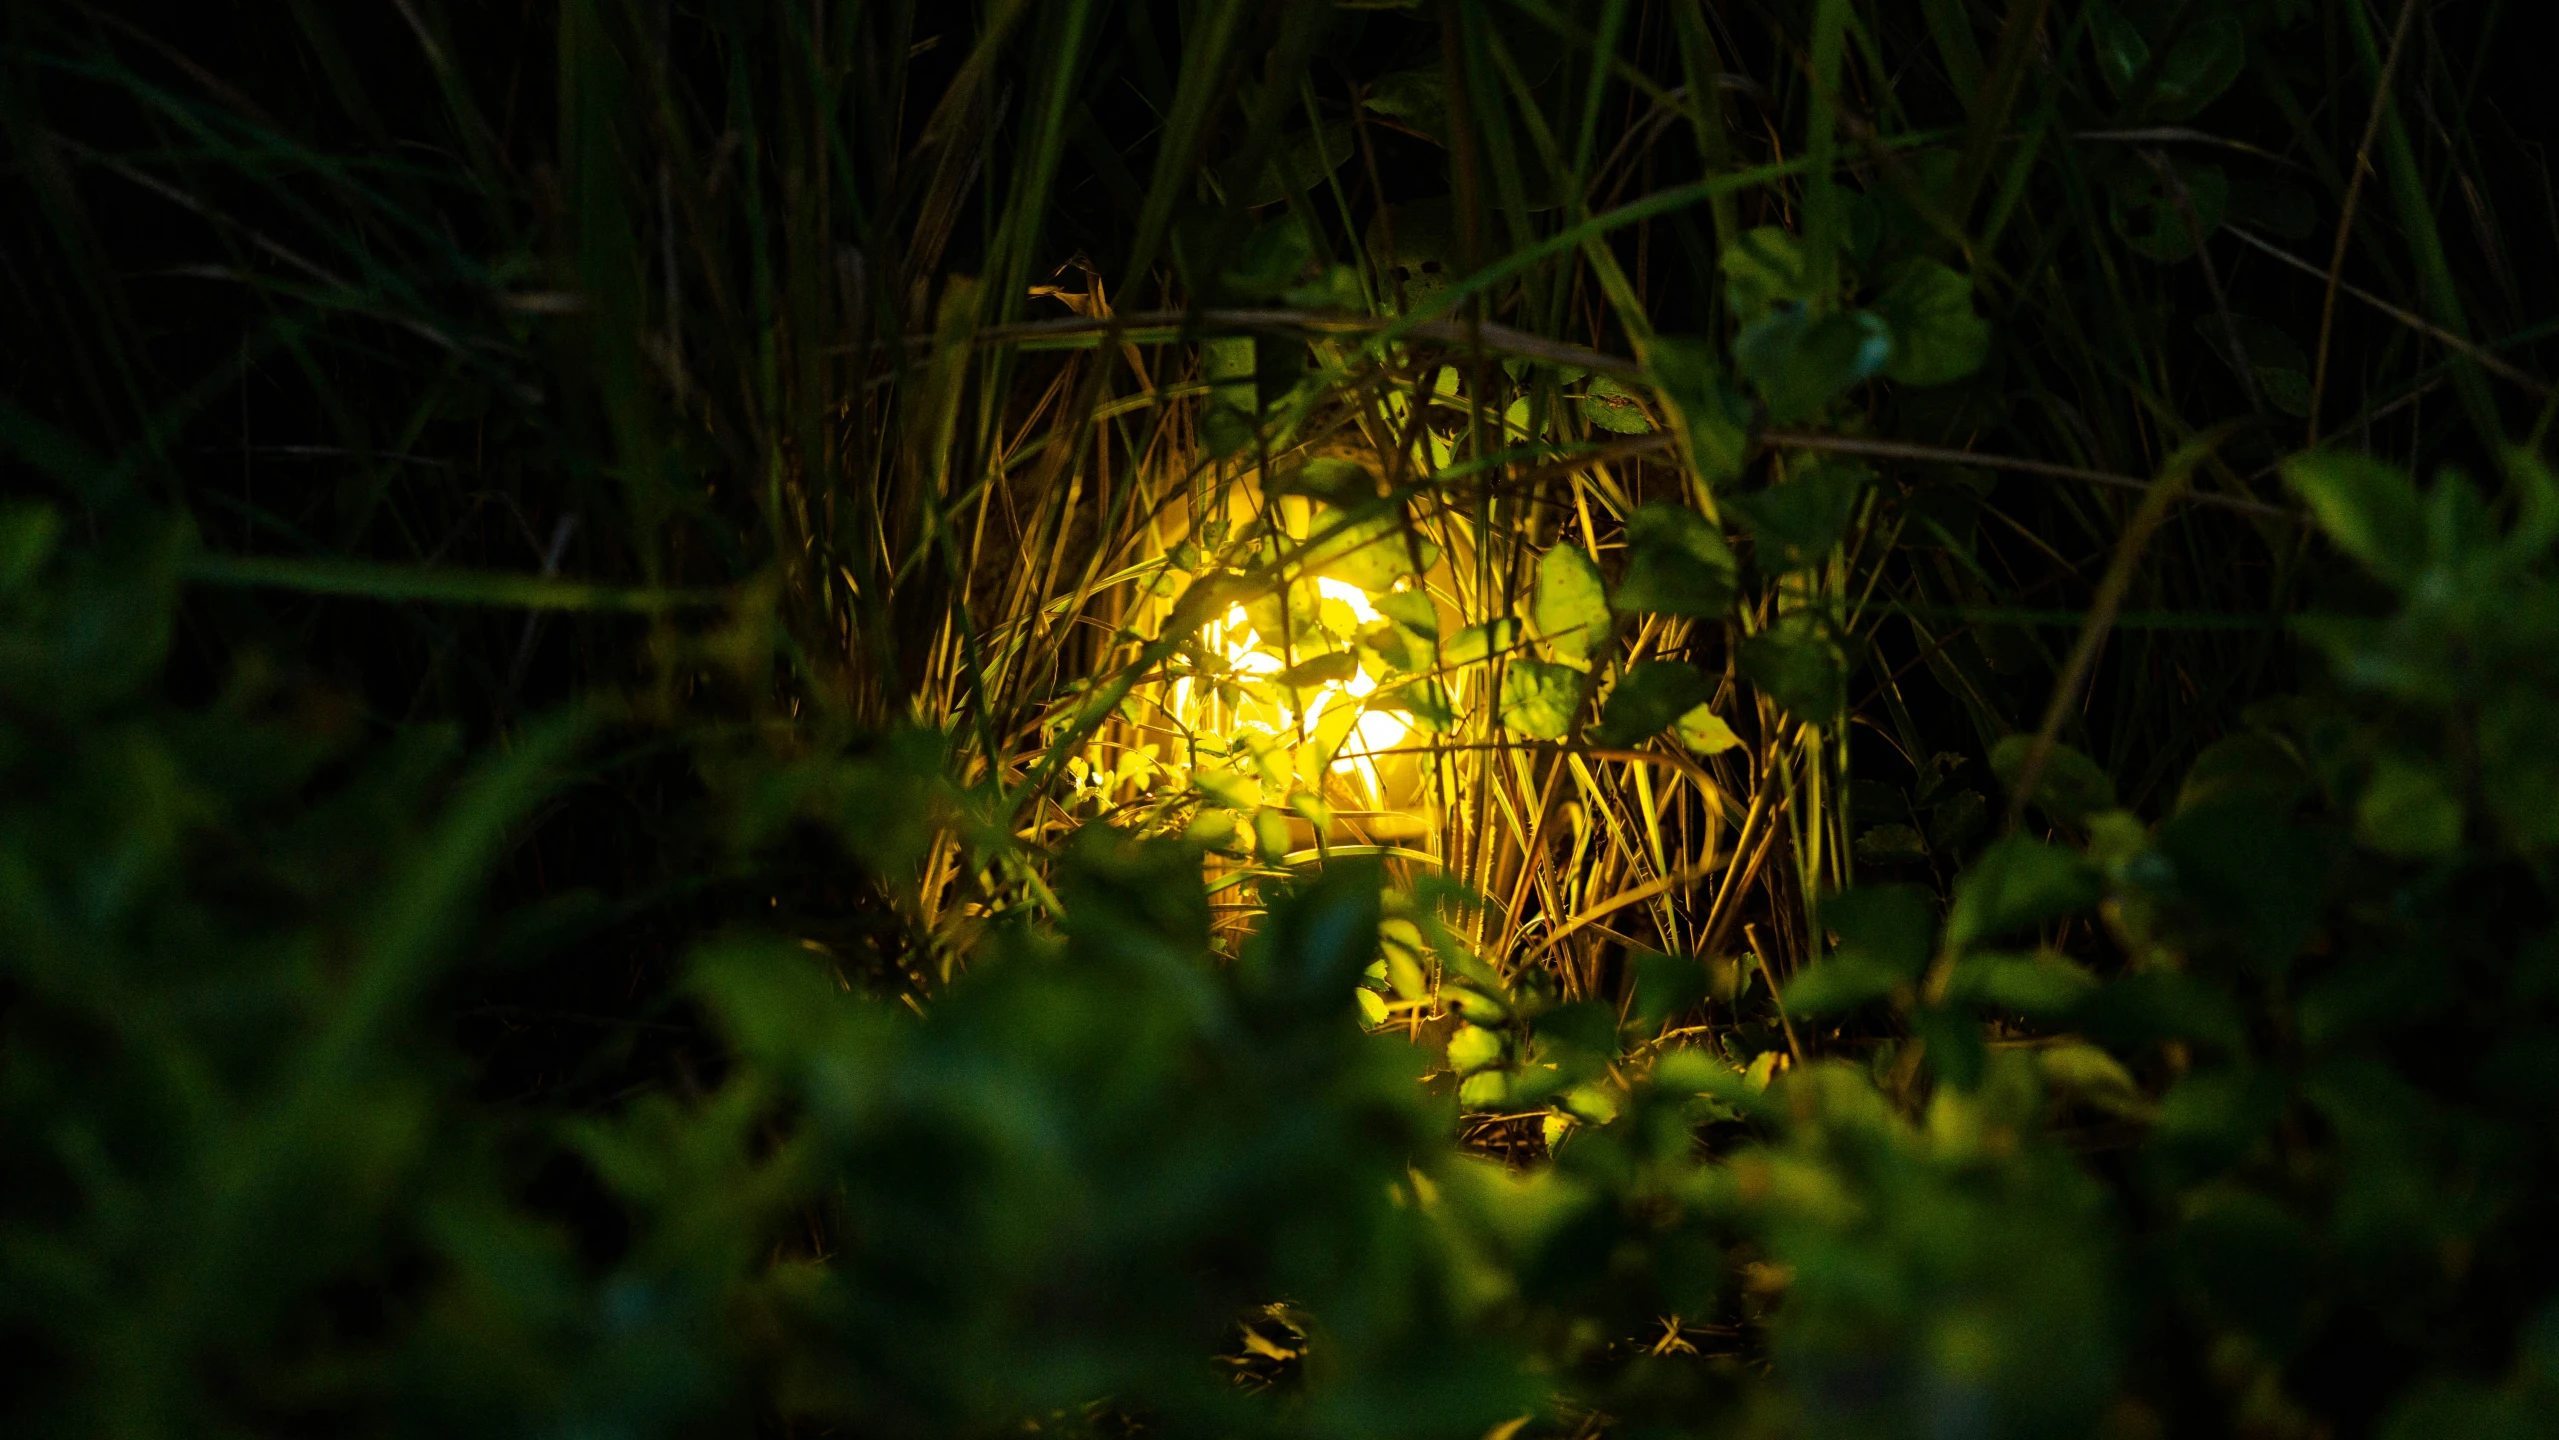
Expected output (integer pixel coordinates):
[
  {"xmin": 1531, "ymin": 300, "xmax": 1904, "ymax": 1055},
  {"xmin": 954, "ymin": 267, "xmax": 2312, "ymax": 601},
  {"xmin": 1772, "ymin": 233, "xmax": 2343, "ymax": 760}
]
[{"xmin": 1193, "ymin": 577, "xmax": 1414, "ymax": 799}]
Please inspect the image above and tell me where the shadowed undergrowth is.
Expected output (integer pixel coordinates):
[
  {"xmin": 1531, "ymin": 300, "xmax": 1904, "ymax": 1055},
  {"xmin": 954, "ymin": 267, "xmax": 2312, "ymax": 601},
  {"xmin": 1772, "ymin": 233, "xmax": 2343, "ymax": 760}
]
[{"xmin": 5, "ymin": 2, "xmax": 2559, "ymax": 1436}]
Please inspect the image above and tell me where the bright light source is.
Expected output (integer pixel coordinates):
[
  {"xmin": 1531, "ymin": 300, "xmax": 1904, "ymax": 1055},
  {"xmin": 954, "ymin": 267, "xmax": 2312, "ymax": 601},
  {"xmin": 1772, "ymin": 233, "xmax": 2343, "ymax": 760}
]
[{"xmin": 1183, "ymin": 577, "xmax": 1414, "ymax": 802}]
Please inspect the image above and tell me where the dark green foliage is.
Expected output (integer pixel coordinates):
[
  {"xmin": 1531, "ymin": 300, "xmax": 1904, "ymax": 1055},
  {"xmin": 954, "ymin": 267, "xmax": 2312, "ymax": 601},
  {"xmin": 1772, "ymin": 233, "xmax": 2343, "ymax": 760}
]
[
  {"xmin": 1611, "ymin": 503, "xmax": 1738, "ymax": 618},
  {"xmin": 1738, "ymin": 616, "xmax": 1848, "ymax": 722},
  {"xmin": 1592, "ymin": 660, "xmax": 1712, "ymax": 747},
  {"xmin": 1726, "ymin": 462, "xmax": 1872, "ymax": 573},
  {"xmin": 9, "ymin": 0, "xmax": 2559, "ymax": 1436}
]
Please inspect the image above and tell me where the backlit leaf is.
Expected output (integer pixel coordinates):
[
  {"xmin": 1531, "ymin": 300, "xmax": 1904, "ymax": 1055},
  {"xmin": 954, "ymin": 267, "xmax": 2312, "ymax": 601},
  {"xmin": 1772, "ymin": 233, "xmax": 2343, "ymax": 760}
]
[
  {"xmin": 1442, "ymin": 618, "xmax": 1521, "ymax": 667},
  {"xmin": 2281, "ymin": 452, "xmax": 2427, "ymax": 587},
  {"xmin": 1371, "ymin": 588, "xmax": 1440, "ymax": 641},
  {"xmin": 1579, "ymin": 375, "xmax": 1654, "ymax": 434},
  {"xmin": 1675, "ymin": 705, "xmax": 1743, "ymax": 754},
  {"xmin": 1307, "ymin": 509, "xmax": 1441, "ymax": 593},
  {"xmin": 1499, "ymin": 658, "xmax": 1580, "ymax": 740},
  {"xmin": 1447, "ymin": 1023, "xmax": 1505, "ymax": 1074},
  {"xmin": 2355, "ymin": 757, "xmax": 2462, "ymax": 857},
  {"xmin": 1533, "ymin": 545, "xmax": 1611, "ymax": 668}
]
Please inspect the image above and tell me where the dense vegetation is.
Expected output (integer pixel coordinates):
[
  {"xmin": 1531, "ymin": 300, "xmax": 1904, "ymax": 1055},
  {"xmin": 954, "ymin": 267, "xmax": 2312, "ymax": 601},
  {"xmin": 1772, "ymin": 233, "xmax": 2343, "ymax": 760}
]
[{"xmin": 6, "ymin": 1, "xmax": 2559, "ymax": 1435}]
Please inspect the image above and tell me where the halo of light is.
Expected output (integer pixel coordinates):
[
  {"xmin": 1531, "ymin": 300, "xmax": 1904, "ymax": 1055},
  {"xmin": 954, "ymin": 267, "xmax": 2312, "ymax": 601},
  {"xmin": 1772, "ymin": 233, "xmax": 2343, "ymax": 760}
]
[{"xmin": 1191, "ymin": 577, "xmax": 1415, "ymax": 800}]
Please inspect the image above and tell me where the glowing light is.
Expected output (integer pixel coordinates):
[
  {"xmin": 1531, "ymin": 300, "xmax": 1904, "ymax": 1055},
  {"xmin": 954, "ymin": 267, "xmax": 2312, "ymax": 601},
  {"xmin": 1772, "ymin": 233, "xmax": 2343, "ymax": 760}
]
[{"xmin": 1189, "ymin": 576, "xmax": 1415, "ymax": 801}]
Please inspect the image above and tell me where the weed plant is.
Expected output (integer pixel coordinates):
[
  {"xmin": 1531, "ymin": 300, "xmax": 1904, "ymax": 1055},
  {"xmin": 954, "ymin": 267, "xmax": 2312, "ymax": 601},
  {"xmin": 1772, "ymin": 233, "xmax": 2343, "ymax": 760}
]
[{"xmin": 4, "ymin": 1, "xmax": 2559, "ymax": 1436}]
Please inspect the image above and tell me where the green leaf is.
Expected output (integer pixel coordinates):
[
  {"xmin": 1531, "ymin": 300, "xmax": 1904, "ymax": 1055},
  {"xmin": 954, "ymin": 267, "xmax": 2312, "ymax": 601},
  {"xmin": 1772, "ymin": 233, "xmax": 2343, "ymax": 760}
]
[
  {"xmin": 1560, "ymin": 1084, "xmax": 1620, "ymax": 1125},
  {"xmin": 1185, "ymin": 807, "xmax": 1247, "ymax": 851},
  {"xmin": 1822, "ymin": 884, "xmax": 1937, "ymax": 979},
  {"xmin": 1738, "ymin": 615, "xmax": 1845, "ymax": 721},
  {"xmin": 2176, "ymin": 732, "xmax": 2311, "ymax": 815},
  {"xmin": 1441, "ymin": 617, "xmax": 1521, "ymax": 667},
  {"xmin": 1221, "ymin": 213, "xmax": 1316, "ymax": 297},
  {"xmin": 2478, "ymin": 689, "xmax": 2559, "ymax": 849},
  {"xmin": 2148, "ymin": 1066, "xmax": 2288, "ymax": 1186},
  {"xmin": 1721, "ymin": 225, "xmax": 1810, "ymax": 321},
  {"xmin": 1284, "ymin": 262, "xmax": 1364, "ymax": 312},
  {"xmin": 1733, "ymin": 307, "xmax": 1892, "ymax": 424},
  {"xmin": 2095, "ymin": 9, "xmax": 2245, "ymax": 120},
  {"xmin": 1578, "ymin": 375, "xmax": 1655, "ymax": 434},
  {"xmin": 1782, "ymin": 953, "xmax": 1904, "ymax": 1017},
  {"xmin": 1533, "ymin": 1000, "xmax": 1620, "ymax": 1060},
  {"xmin": 1372, "ymin": 679, "xmax": 1458, "ymax": 732},
  {"xmin": 1202, "ymin": 335, "xmax": 1259, "ymax": 454},
  {"xmin": 1272, "ymin": 650, "xmax": 1360, "ymax": 690},
  {"xmin": 1675, "ymin": 705, "xmax": 1743, "ymax": 754},
  {"xmin": 2355, "ymin": 757, "xmax": 2463, "ymax": 857},
  {"xmin": 1447, "ymin": 1023, "xmax": 1505, "ymax": 1074},
  {"xmin": 2151, "ymin": 16, "xmax": 2247, "ymax": 120},
  {"xmin": 1253, "ymin": 807, "xmax": 1293, "ymax": 862},
  {"xmin": 1361, "ymin": 66, "xmax": 1448, "ymax": 146},
  {"xmin": 355, "ymin": 705, "xmax": 599, "ymax": 1028},
  {"xmin": 1646, "ymin": 336, "xmax": 1753, "ymax": 484},
  {"xmin": 1630, "ymin": 951, "xmax": 1708, "ymax": 1030},
  {"xmin": 1872, "ymin": 260, "xmax": 1990, "ymax": 387},
  {"xmin": 2108, "ymin": 159, "xmax": 2229, "ymax": 263},
  {"xmin": 1928, "ymin": 788, "xmax": 1987, "ymax": 853},
  {"xmin": 1219, "ymin": 121, "xmax": 1354, "ymax": 209},
  {"xmin": 2227, "ymin": 176, "xmax": 2319, "ymax": 242},
  {"xmin": 1592, "ymin": 661, "xmax": 1712, "ymax": 747},
  {"xmin": 2281, "ymin": 452, "xmax": 2428, "ymax": 587},
  {"xmin": 1533, "ymin": 545, "xmax": 1612, "ymax": 668},
  {"xmin": 1947, "ymin": 950, "xmax": 2098, "ymax": 1016},
  {"xmin": 2200, "ymin": 315, "xmax": 2312, "ymax": 418},
  {"xmin": 1447, "ymin": 981, "xmax": 1508, "ymax": 1023},
  {"xmin": 1726, "ymin": 463, "xmax": 1872, "ymax": 571},
  {"xmin": 2091, "ymin": 4, "xmax": 2151, "ymax": 96},
  {"xmin": 2075, "ymin": 970, "xmax": 2247, "ymax": 1053},
  {"xmin": 1371, "ymin": 587, "xmax": 1440, "ymax": 641},
  {"xmin": 1612, "ymin": 503, "xmax": 1736, "ymax": 617},
  {"xmin": 1854, "ymin": 823, "xmax": 1928, "ymax": 866},
  {"xmin": 1363, "ymin": 197, "xmax": 1458, "ymax": 312},
  {"xmin": 2424, "ymin": 471, "xmax": 2497, "ymax": 573},
  {"xmin": 1499, "ymin": 658, "xmax": 1581, "ymax": 740},
  {"xmin": 2038, "ymin": 1041, "xmax": 2149, "ymax": 1118},
  {"xmin": 1989, "ymin": 736, "xmax": 2118, "ymax": 824},
  {"xmin": 1197, "ymin": 769, "xmax": 1263, "ymax": 812},
  {"xmin": 1947, "ymin": 835, "xmax": 2101, "ymax": 951},
  {"xmin": 0, "ymin": 500, "xmax": 62, "ymax": 596},
  {"xmin": 1271, "ymin": 457, "xmax": 1376, "ymax": 506},
  {"xmin": 2153, "ymin": 800, "xmax": 2331, "ymax": 974},
  {"xmin": 1911, "ymin": 1003, "xmax": 1987, "ymax": 1087},
  {"xmin": 1307, "ymin": 509, "xmax": 1441, "ymax": 593}
]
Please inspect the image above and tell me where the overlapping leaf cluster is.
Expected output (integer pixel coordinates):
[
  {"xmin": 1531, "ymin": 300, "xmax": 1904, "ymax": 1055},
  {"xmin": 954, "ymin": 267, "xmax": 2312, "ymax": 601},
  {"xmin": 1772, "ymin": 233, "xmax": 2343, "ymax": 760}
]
[{"xmin": 11, "ymin": 450, "xmax": 2559, "ymax": 1436}]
